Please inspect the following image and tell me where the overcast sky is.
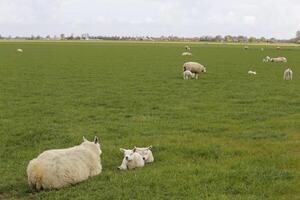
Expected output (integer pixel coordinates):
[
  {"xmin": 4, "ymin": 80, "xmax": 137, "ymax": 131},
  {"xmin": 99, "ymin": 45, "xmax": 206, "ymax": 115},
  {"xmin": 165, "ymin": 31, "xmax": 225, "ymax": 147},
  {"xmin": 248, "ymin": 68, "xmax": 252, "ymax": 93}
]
[{"xmin": 1, "ymin": 0, "xmax": 300, "ymax": 39}]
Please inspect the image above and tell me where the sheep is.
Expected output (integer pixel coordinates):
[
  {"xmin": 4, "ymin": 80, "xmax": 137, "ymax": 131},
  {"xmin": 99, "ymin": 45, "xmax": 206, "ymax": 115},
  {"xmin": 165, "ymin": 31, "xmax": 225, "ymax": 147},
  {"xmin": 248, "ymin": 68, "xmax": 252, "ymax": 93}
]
[
  {"xmin": 183, "ymin": 70, "xmax": 194, "ymax": 80},
  {"xmin": 17, "ymin": 49, "xmax": 23, "ymax": 52},
  {"xmin": 134, "ymin": 146, "xmax": 154, "ymax": 163},
  {"xmin": 283, "ymin": 68, "xmax": 293, "ymax": 80},
  {"xmin": 263, "ymin": 56, "xmax": 271, "ymax": 62},
  {"xmin": 118, "ymin": 148, "xmax": 144, "ymax": 170},
  {"xmin": 185, "ymin": 45, "xmax": 191, "ymax": 51},
  {"xmin": 182, "ymin": 52, "xmax": 192, "ymax": 56},
  {"xmin": 27, "ymin": 136, "xmax": 102, "ymax": 191},
  {"xmin": 261, "ymin": 48, "xmax": 264, "ymax": 51},
  {"xmin": 248, "ymin": 70, "xmax": 257, "ymax": 75},
  {"xmin": 270, "ymin": 57, "xmax": 287, "ymax": 63},
  {"xmin": 277, "ymin": 46, "xmax": 281, "ymax": 50},
  {"xmin": 183, "ymin": 62, "xmax": 207, "ymax": 79},
  {"xmin": 244, "ymin": 46, "xmax": 249, "ymax": 50}
]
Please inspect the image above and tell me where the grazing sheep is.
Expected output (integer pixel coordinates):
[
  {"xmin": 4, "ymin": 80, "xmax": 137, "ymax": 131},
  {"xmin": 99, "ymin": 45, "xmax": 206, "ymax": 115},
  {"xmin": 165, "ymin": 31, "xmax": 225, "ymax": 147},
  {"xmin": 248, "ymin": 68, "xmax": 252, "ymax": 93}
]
[
  {"xmin": 27, "ymin": 136, "xmax": 102, "ymax": 191},
  {"xmin": 134, "ymin": 146, "xmax": 154, "ymax": 163},
  {"xmin": 283, "ymin": 68, "xmax": 293, "ymax": 80},
  {"xmin": 118, "ymin": 148, "xmax": 144, "ymax": 170},
  {"xmin": 185, "ymin": 45, "xmax": 191, "ymax": 51},
  {"xmin": 183, "ymin": 62, "xmax": 206, "ymax": 79},
  {"xmin": 270, "ymin": 57, "xmax": 287, "ymax": 63},
  {"xmin": 17, "ymin": 49, "xmax": 23, "ymax": 52},
  {"xmin": 248, "ymin": 70, "xmax": 257, "ymax": 75},
  {"xmin": 182, "ymin": 52, "xmax": 192, "ymax": 56},
  {"xmin": 244, "ymin": 46, "xmax": 249, "ymax": 50}
]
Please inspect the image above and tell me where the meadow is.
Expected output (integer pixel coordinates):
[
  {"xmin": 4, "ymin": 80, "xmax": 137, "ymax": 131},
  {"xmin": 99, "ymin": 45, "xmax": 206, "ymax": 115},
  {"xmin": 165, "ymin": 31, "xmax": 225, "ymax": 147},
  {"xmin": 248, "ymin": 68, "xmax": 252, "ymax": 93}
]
[{"xmin": 0, "ymin": 41, "xmax": 299, "ymax": 200}]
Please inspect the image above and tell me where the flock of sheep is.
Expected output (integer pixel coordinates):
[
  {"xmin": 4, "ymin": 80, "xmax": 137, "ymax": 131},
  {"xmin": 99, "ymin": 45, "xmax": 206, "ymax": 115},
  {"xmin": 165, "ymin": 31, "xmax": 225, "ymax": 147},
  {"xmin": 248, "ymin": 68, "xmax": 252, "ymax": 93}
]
[
  {"xmin": 27, "ymin": 136, "xmax": 154, "ymax": 191},
  {"xmin": 21, "ymin": 44, "xmax": 295, "ymax": 192},
  {"xmin": 181, "ymin": 45, "xmax": 294, "ymax": 81}
]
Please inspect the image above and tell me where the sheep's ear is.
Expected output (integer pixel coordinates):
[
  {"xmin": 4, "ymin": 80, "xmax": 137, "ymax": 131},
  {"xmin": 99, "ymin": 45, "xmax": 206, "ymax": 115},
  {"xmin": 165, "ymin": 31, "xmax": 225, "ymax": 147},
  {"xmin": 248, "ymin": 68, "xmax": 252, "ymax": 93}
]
[
  {"xmin": 148, "ymin": 145, "xmax": 153, "ymax": 150},
  {"xmin": 133, "ymin": 147, "xmax": 137, "ymax": 152},
  {"xmin": 94, "ymin": 136, "xmax": 99, "ymax": 144},
  {"xmin": 83, "ymin": 136, "xmax": 88, "ymax": 142},
  {"xmin": 120, "ymin": 148, "xmax": 125, "ymax": 153}
]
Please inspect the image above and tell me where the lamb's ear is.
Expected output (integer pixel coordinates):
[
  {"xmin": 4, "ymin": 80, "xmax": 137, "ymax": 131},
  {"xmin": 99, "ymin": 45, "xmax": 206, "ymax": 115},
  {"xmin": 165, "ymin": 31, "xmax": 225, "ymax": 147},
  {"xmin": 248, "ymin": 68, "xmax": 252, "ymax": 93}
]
[
  {"xmin": 120, "ymin": 148, "xmax": 125, "ymax": 153},
  {"xmin": 133, "ymin": 147, "xmax": 137, "ymax": 152},
  {"xmin": 94, "ymin": 136, "xmax": 99, "ymax": 144},
  {"xmin": 148, "ymin": 145, "xmax": 153, "ymax": 150},
  {"xmin": 83, "ymin": 136, "xmax": 88, "ymax": 142}
]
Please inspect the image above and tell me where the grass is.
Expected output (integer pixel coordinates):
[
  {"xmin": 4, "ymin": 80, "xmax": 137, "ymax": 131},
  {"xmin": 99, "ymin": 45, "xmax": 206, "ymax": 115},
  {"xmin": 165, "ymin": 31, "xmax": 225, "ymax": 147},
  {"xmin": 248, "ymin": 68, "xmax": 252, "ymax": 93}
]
[{"xmin": 0, "ymin": 41, "xmax": 299, "ymax": 199}]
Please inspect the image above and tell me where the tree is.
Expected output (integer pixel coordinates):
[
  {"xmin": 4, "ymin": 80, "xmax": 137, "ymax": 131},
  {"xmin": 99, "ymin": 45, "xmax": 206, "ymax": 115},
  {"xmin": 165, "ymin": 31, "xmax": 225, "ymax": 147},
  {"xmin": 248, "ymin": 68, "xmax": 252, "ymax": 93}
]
[{"xmin": 296, "ymin": 31, "xmax": 300, "ymax": 39}]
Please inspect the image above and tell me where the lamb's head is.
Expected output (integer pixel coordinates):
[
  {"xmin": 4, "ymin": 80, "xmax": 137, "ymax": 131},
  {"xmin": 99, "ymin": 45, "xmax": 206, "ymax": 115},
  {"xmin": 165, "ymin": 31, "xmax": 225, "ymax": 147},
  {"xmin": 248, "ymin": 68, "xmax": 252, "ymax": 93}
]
[
  {"xmin": 120, "ymin": 148, "xmax": 135, "ymax": 161},
  {"xmin": 82, "ymin": 136, "xmax": 102, "ymax": 156},
  {"xmin": 202, "ymin": 67, "xmax": 207, "ymax": 73},
  {"xmin": 133, "ymin": 146, "xmax": 152, "ymax": 161}
]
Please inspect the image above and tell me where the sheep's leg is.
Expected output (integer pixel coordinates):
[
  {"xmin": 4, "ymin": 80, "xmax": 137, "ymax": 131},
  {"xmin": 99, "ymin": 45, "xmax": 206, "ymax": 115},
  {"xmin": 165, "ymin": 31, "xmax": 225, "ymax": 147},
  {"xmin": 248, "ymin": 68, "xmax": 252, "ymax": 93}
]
[{"xmin": 195, "ymin": 74, "xmax": 199, "ymax": 79}]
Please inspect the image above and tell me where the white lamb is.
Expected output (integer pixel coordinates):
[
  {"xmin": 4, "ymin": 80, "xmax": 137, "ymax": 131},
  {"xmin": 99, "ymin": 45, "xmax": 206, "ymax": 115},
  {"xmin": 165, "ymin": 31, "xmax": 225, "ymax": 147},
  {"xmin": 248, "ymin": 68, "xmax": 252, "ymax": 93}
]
[
  {"xmin": 118, "ymin": 148, "xmax": 144, "ymax": 170},
  {"xmin": 185, "ymin": 45, "xmax": 191, "ymax": 51},
  {"xmin": 248, "ymin": 70, "xmax": 257, "ymax": 75},
  {"xmin": 27, "ymin": 136, "xmax": 102, "ymax": 191},
  {"xmin": 183, "ymin": 62, "xmax": 207, "ymax": 79},
  {"xmin": 134, "ymin": 146, "xmax": 154, "ymax": 163},
  {"xmin": 183, "ymin": 70, "xmax": 195, "ymax": 80},
  {"xmin": 182, "ymin": 52, "xmax": 192, "ymax": 56},
  {"xmin": 270, "ymin": 57, "xmax": 287, "ymax": 63},
  {"xmin": 17, "ymin": 49, "xmax": 23, "ymax": 52},
  {"xmin": 283, "ymin": 68, "xmax": 293, "ymax": 80}
]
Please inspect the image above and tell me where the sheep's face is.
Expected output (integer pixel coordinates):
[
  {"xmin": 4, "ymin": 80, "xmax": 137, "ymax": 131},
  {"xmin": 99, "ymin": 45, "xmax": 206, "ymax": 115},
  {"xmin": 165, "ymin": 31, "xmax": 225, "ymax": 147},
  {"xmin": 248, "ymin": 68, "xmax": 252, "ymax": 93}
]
[
  {"xmin": 82, "ymin": 136, "xmax": 101, "ymax": 156},
  {"xmin": 134, "ymin": 146, "xmax": 152, "ymax": 161},
  {"xmin": 203, "ymin": 67, "xmax": 207, "ymax": 73},
  {"xmin": 120, "ymin": 148, "xmax": 135, "ymax": 161}
]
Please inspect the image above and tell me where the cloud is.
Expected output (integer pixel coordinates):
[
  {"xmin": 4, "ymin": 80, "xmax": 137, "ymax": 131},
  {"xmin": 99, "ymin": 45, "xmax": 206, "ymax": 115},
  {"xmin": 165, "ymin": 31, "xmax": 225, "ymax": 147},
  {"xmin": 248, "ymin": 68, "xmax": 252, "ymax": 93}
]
[{"xmin": 0, "ymin": 0, "xmax": 299, "ymax": 39}]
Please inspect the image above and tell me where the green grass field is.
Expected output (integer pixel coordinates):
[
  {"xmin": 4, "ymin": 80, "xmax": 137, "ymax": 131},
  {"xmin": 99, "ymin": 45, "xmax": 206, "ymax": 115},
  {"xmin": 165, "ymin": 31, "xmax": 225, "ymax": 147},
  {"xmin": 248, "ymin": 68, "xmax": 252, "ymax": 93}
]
[{"xmin": 0, "ymin": 41, "xmax": 299, "ymax": 200}]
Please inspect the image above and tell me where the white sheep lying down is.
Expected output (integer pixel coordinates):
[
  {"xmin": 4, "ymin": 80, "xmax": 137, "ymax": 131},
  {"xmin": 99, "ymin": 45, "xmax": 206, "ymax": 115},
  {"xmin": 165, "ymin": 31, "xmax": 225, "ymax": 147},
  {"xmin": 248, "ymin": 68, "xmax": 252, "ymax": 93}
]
[
  {"xmin": 27, "ymin": 136, "xmax": 102, "ymax": 191},
  {"xmin": 17, "ymin": 49, "xmax": 23, "ymax": 52},
  {"xmin": 134, "ymin": 146, "xmax": 154, "ymax": 163},
  {"xmin": 270, "ymin": 57, "xmax": 287, "ymax": 63},
  {"xmin": 118, "ymin": 148, "xmax": 145, "ymax": 170},
  {"xmin": 248, "ymin": 70, "xmax": 257, "ymax": 75},
  {"xmin": 283, "ymin": 68, "xmax": 293, "ymax": 80},
  {"xmin": 183, "ymin": 62, "xmax": 206, "ymax": 79}
]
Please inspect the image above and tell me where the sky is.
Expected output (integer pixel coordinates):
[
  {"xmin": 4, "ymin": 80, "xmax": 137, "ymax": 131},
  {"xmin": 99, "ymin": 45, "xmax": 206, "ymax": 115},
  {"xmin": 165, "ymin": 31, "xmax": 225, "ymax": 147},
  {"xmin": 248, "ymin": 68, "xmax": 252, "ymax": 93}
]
[{"xmin": 0, "ymin": 0, "xmax": 300, "ymax": 39}]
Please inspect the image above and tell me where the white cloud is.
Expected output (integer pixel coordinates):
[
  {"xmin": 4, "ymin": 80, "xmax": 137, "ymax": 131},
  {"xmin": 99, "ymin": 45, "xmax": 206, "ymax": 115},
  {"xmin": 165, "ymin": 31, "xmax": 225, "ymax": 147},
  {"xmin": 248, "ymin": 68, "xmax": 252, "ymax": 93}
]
[{"xmin": 0, "ymin": 0, "xmax": 299, "ymax": 39}]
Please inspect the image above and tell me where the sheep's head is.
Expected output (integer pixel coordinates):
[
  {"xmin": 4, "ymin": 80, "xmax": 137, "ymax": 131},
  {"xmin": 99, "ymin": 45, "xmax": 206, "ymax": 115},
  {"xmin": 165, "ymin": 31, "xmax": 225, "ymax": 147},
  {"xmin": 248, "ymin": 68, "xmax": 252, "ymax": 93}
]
[
  {"xmin": 82, "ymin": 136, "xmax": 101, "ymax": 155},
  {"xmin": 133, "ymin": 146, "xmax": 152, "ymax": 161},
  {"xmin": 203, "ymin": 67, "xmax": 207, "ymax": 73},
  {"xmin": 120, "ymin": 148, "xmax": 135, "ymax": 161}
]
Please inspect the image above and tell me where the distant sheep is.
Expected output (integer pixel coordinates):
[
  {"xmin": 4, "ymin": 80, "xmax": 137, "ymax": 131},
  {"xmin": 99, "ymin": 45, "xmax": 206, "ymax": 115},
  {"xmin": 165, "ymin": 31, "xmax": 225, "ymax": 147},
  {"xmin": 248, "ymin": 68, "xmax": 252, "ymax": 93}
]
[
  {"xmin": 283, "ymin": 68, "xmax": 293, "ymax": 80},
  {"xmin": 244, "ymin": 46, "xmax": 249, "ymax": 50},
  {"xmin": 277, "ymin": 46, "xmax": 281, "ymax": 50},
  {"xmin": 27, "ymin": 136, "xmax": 102, "ymax": 191},
  {"xmin": 17, "ymin": 49, "xmax": 23, "ymax": 52},
  {"xmin": 185, "ymin": 45, "xmax": 191, "ymax": 51},
  {"xmin": 118, "ymin": 148, "xmax": 144, "ymax": 170},
  {"xmin": 270, "ymin": 57, "xmax": 287, "ymax": 63},
  {"xmin": 182, "ymin": 52, "xmax": 192, "ymax": 56},
  {"xmin": 248, "ymin": 70, "xmax": 257, "ymax": 75},
  {"xmin": 134, "ymin": 146, "xmax": 154, "ymax": 163},
  {"xmin": 263, "ymin": 56, "xmax": 271, "ymax": 62},
  {"xmin": 261, "ymin": 48, "xmax": 264, "ymax": 51},
  {"xmin": 183, "ymin": 62, "xmax": 206, "ymax": 79}
]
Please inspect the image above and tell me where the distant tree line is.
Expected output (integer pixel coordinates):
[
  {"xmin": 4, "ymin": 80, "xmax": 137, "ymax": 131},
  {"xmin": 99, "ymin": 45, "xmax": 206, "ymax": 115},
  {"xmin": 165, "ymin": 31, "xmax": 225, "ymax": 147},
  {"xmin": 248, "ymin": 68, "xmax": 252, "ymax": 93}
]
[{"xmin": 1, "ymin": 31, "xmax": 300, "ymax": 44}]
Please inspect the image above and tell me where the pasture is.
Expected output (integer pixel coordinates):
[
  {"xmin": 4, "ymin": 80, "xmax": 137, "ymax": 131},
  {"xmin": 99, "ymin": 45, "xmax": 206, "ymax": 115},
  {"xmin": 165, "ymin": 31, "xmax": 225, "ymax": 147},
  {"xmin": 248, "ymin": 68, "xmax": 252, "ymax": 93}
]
[{"xmin": 0, "ymin": 41, "xmax": 299, "ymax": 199}]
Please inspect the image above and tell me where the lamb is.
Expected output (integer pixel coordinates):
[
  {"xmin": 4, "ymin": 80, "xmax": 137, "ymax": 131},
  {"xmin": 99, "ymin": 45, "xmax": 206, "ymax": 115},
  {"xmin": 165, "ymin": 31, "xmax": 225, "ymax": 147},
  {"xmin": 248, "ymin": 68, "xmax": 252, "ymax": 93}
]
[
  {"xmin": 17, "ymin": 49, "xmax": 23, "ymax": 52},
  {"xmin": 134, "ymin": 146, "xmax": 154, "ymax": 163},
  {"xmin": 183, "ymin": 70, "xmax": 195, "ymax": 80},
  {"xmin": 27, "ymin": 136, "xmax": 102, "ymax": 191},
  {"xmin": 283, "ymin": 68, "xmax": 293, "ymax": 80},
  {"xmin": 270, "ymin": 57, "xmax": 287, "ymax": 63},
  {"xmin": 182, "ymin": 52, "xmax": 192, "ymax": 56},
  {"xmin": 183, "ymin": 62, "xmax": 207, "ymax": 79},
  {"xmin": 263, "ymin": 56, "xmax": 271, "ymax": 62},
  {"xmin": 248, "ymin": 70, "xmax": 257, "ymax": 75},
  {"xmin": 118, "ymin": 148, "xmax": 145, "ymax": 170}
]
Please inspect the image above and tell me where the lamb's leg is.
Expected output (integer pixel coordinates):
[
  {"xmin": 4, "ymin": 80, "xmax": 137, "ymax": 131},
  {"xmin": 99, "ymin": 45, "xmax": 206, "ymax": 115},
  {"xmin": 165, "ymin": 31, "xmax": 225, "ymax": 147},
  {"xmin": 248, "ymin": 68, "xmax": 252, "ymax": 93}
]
[{"xmin": 118, "ymin": 158, "xmax": 128, "ymax": 170}]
